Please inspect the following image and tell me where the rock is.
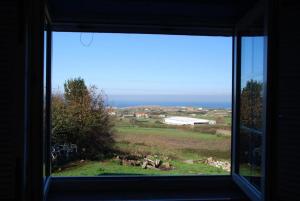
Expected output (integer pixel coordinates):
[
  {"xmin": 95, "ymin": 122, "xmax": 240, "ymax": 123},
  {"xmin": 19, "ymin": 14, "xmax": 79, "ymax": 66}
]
[
  {"xmin": 203, "ymin": 157, "xmax": 231, "ymax": 172},
  {"xmin": 144, "ymin": 157, "xmax": 156, "ymax": 167},
  {"xmin": 161, "ymin": 162, "xmax": 171, "ymax": 169},
  {"xmin": 146, "ymin": 165, "xmax": 159, "ymax": 170},
  {"xmin": 206, "ymin": 157, "xmax": 213, "ymax": 163},
  {"xmin": 154, "ymin": 159, "xmax": 161, "ymax": 167},
  {"xmin": 184, "ymin": 159, "xmax": 194, "ymax": 164},
  {"xmin": 142, "ymin": 161, "xmax": 148, "ymax": 169}
]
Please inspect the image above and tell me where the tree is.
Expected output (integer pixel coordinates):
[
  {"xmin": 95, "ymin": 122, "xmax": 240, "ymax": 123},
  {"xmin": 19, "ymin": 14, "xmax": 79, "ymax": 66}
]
[
  {"xmin": 240, "ymin": 79, "xmax": 263, "ymax": 130},
  {"xmin": 239, "ymin": 80, "xmax": 263, "ymax": 166},
  {"xmin": 52, "ymin": 78, "xmax": 115, "ymax": 160},
  {"xmin": 51, "ymin": 92, "xmax": 73, "ymax": 143},
  {"xmin": 64, "ymin": 77, "xmax": 89, "ymax": 104}
]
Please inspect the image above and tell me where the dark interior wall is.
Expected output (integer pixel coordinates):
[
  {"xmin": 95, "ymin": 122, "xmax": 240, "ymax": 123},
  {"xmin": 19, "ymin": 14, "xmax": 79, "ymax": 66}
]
[
  {"xmin": 47, "ymin": 0, "xmax": 260, "ymax": 35},
  {"xmin": 272, "ymin": 0, "xmax": 300, "ymax": 200},
  {"xmin": 0, "ymin": 0, "xmax": 45, "ymax": 201},
  {"xmin": 0, "ymin": 0, "xmax": 20, "ymax": 200}
]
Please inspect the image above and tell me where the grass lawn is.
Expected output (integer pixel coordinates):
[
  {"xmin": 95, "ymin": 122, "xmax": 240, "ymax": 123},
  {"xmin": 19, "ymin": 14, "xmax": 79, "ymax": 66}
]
[{"xmin": 52, "ymin": 160, "xmax": 227, "ymax": 176}]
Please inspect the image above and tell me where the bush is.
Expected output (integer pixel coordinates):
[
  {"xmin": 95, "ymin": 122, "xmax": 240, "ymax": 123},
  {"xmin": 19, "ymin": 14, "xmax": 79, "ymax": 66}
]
[{"xmin": 52, "ymin": 78, "xmax": 115, "ymax": 161}]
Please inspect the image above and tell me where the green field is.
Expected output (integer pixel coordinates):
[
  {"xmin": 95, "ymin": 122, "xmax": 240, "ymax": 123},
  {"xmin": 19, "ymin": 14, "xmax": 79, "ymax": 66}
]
[
  {"xmin": 53, "ymin": 160, "xmax": 227, "ymax": 176},
  {"xmin": 53, "ymin": 118, "xmax": 231, "ymax": 176}
]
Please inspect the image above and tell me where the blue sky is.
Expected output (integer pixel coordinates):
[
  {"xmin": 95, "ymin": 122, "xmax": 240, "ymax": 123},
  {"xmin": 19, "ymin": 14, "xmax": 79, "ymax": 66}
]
[
  {"xmin": 52, "ymin": 32, "xmax": 232, "ymax": 103},
  {"xmin": 241, "ymin": 36, "xmax": 264, "ymax": 88}
]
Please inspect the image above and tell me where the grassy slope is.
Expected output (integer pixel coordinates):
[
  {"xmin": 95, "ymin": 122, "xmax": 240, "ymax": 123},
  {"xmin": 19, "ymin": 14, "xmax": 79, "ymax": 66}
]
[
  {"xmin": 114, "ymin": 125, "xmax": 231, "ymax": 160},
  {"xmin": 53, "ymin": 160, "xmax": 227, "ymax": 176},
  {"xmin": 53, "ymin": 119, "xmax": 231, "ymax": 176},
  {"xmin": 116, "ymin": 126, "xmax": 221, "ymax": 140}
]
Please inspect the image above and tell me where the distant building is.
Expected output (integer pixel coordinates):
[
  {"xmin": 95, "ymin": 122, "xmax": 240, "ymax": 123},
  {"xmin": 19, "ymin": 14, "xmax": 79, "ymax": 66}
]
[
  {"xmin": 108, "ymin": 111, "xmax": 116, "ymax": 116},
  {"xmin": 123, "ymin": 114, "xmax": 134, "ymax": 118},
  {"xmin": 164, "ymin": 116, "xmax": 216, "ymax": 125},
  {"xmin": 107, "ymin": 107, "xmax": 116, "ymax": 116},
  {"xmin": 134, "ymin": 112, "xmax": 149, "ymax": 118}
]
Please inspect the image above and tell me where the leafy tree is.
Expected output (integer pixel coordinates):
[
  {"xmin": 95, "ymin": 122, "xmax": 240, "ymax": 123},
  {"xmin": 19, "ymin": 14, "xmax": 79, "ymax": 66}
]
[
  {"xmin": 239, "ymin": 80, "xmax": 263, "ymax": 165},
  {"xmin": 51, "ymin": 92, "xmax": 73, "ymax": 143},
  {"xmin": 64, "ymin": 77, "xmax": 89, "ymax": 104},
  {"xmin": 52, "ymin": 78, "xmax": 115, "ymax": 160},
  {"xmin": 240, "ymin": 79, "xmax": 263, "ymax": 130}
]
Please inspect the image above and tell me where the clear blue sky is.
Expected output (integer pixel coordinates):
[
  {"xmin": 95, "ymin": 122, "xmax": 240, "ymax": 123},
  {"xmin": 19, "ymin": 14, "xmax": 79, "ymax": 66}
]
[{"xmin": 52, "ymin": 32, "xmax": 232, "ymax": 103}]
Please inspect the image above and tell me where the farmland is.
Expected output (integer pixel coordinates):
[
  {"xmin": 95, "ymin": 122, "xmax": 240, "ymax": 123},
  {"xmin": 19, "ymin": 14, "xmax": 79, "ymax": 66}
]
[{"xmin": 52, "ymin": 106, "xmax": 231, "ymax": 176}]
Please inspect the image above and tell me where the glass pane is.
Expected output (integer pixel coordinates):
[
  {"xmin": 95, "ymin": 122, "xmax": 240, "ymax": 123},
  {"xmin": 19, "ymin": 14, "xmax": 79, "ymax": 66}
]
[
  {"xmin": 239, "ymin": 36, "xmax": 264, "ymax": 191},
  {"xmin": 50, "ymin": 33, "xmax": 232, "ymax": 176},
  {"xmin": 43, "ymin": 30, "xmax": 47, "ymax": 181}
]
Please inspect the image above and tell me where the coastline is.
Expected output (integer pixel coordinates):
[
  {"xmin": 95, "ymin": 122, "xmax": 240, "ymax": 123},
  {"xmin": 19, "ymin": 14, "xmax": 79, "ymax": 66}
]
[{"xmin": 107, "ymin": 101, "xmax": 231, "ymax": 109}]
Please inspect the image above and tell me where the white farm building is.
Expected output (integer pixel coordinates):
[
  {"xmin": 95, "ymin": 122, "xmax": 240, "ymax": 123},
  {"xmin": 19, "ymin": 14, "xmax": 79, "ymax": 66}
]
[{"xmin": 163, "ymin": 116, "xmax": 216, "ymax": 126}]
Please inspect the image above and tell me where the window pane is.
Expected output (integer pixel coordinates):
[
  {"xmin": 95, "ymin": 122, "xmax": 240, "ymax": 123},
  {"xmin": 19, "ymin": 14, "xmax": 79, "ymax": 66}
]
[
  {"xmin": 51, "ymin": 33, "xmax": 232, "ymax": 176},
  {"xmin": 238, "ymin": 36, "xmax": 264, "ymax": 191},
  {"xmin": 43, "ymin": 30, "xmax": 47, "ymax": 180}
]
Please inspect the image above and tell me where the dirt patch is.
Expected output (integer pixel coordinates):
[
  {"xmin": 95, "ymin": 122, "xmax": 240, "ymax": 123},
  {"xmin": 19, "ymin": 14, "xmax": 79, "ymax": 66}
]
[
  {"xmin": 216, "ymin": 129, "xmax": 231, "ymax": 136},
  {"xmin": 181, "ymin": 148, "xmax": 230, "ymax": 160},
  {"xmin": 53, "ymin": 160, "xmax": 88, "ymax": 172},
  {"xmin": 115, "ymin": 133, "xmax": 231, "ymax": 151}
]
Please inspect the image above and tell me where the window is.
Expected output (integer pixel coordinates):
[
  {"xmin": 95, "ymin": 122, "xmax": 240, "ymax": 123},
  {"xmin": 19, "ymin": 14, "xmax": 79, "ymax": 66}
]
[
  {"xmin": 43, "ymin": 23, "xmax": 52, "ymax": 182},
  {"xmin": 36, "ymin": 1, "xmax": 271, "ymax": 200},
  {"xmin": 232, "ymin": 4, "xmax": 267, "ymax": 201},
  {"xmin": 238, "ymin": 36, "xmax": 264, "ymax": 191},
  {"xmin": 50, "ymin": 33, "xmax": 232, "ymax": 177}
]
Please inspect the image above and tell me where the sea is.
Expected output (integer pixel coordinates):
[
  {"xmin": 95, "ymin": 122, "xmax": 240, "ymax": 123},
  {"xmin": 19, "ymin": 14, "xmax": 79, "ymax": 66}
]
[{"xmin": 107, "ymin": 101, "xmax": 231, "ymax": 109}]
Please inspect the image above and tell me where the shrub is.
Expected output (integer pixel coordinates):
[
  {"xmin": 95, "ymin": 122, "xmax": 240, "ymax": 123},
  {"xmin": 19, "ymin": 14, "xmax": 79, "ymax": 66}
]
[{"xmin": 52, "ymin": 78, "xmax": 115, "ymax": 161}]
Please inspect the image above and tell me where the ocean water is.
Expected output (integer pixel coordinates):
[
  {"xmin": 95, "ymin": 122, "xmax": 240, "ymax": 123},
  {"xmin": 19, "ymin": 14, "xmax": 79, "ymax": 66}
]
[{"xmin": 107, "ymin": 101, "xmax": 231, "ymax": 109}]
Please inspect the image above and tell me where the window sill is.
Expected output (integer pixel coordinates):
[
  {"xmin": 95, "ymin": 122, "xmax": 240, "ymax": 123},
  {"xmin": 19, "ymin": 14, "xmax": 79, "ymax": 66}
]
[{"xmin": 47, "ymin": 175, "xmax": 249, "ymax": 201}]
